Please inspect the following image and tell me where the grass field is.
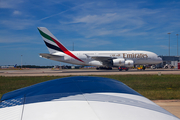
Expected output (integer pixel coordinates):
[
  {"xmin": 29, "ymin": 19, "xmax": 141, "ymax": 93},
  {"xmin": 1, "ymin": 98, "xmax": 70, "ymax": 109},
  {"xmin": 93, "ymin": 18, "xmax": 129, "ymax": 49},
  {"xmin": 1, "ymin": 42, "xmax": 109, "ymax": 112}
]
[{"xmin": 0, "ymin": 75, "xmax": 180, "ymax": 100}]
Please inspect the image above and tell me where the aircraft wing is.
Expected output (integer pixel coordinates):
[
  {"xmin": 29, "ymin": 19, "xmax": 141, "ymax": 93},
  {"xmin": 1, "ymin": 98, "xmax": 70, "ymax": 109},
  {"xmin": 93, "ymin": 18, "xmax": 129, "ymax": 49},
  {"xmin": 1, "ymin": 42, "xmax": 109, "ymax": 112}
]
[
  {"xmin": 0, "ymin": 76, "xmax": 179, "ymax": 120},
  {"xmin": 86, "ymin": 55, "xmax": 116, "ymax": 67},
  {"xmin": 91, "ymin": 56, "xmax": 115, "ymax": 61}
]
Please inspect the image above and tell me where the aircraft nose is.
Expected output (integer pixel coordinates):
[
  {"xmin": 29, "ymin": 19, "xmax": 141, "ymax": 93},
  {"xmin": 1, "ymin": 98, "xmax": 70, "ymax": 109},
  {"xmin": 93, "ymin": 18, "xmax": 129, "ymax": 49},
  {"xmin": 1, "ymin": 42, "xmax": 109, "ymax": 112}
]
[{"xmin": 157, "ymin": 57, "xmax": 163, "ymax": 63}]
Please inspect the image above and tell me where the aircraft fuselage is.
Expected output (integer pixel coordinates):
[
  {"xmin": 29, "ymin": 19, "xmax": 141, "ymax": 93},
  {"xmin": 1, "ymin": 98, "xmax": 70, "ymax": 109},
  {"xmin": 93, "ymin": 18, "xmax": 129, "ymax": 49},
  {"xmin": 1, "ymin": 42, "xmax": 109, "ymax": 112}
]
[{"xmin": 43, "ymin": 50, "xmax": 162, "ymax": 67}]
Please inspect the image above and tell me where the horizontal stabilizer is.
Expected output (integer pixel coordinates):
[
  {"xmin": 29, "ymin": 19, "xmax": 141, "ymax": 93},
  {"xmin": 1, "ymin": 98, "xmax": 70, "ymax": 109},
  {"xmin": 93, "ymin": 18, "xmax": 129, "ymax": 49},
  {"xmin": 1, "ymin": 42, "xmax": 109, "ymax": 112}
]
[{"xmin": 40, "ymin": 53, "xmax": 63, "ymax": 59}]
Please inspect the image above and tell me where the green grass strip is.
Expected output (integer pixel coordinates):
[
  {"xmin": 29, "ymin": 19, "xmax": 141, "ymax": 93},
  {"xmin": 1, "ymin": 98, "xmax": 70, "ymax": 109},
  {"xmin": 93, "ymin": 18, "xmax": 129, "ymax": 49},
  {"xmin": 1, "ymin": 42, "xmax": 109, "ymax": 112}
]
[{"xmin": 0, "ymin": 75, "xmax": 180, "ymax": 100}]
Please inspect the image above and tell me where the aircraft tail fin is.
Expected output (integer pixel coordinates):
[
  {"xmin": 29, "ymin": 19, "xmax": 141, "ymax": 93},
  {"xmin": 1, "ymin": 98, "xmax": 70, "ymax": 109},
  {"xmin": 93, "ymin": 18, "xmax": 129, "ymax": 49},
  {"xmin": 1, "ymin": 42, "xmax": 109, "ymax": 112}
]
[
  {"xmin": 14, "ymin": 64, "xmax": 17, "ymax": 68},
  {"xmin": 38, "ymin": 27, "xmax": 84, "ymax": 63},
  {"xmin": 37, "ymin": 27, "xmax": 69, "ymax": 54}
]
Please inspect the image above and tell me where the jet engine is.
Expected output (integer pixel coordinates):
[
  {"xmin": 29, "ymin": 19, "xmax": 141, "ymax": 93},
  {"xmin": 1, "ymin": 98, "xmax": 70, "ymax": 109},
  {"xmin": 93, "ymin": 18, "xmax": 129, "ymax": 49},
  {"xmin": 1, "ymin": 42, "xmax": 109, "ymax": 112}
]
[
  {"xmin": 125, "ymin": 60, "xmax": 134, "ymax": 67},
  {"xmin": 113, "ymin": 59, "xmax": 134, "ymax": 67},
  {"xmin": 113, "ymin": 58, "xmax": 125, "ymax": 66}
]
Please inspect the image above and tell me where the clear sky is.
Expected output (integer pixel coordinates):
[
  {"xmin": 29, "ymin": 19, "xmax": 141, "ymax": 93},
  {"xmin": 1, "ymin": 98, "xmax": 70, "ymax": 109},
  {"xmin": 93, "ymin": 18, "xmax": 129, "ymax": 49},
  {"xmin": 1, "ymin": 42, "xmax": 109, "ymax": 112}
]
[{"xmin": 0, "ymin": 0, "xmax": 180, "ymax": 66}]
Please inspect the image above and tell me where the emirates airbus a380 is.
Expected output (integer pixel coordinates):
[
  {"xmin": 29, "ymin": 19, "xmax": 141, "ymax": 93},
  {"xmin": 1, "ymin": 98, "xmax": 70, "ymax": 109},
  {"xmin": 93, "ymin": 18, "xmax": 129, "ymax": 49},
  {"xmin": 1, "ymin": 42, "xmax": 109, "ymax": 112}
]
[{"xmin": 38, "ymin": 27, "xmax": 162, "ymax": 71}]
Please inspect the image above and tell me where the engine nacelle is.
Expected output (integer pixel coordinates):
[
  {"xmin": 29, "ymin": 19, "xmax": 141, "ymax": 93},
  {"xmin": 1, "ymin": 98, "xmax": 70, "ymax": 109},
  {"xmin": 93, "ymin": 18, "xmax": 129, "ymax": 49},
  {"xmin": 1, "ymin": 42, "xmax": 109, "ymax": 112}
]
[
  {"xmin": 125, "ymin": 60, "xmax": 134, "ymax": 67},
  {"xmin": 113, "ymin": 58, "xmax": 125, "ymax": 66}
]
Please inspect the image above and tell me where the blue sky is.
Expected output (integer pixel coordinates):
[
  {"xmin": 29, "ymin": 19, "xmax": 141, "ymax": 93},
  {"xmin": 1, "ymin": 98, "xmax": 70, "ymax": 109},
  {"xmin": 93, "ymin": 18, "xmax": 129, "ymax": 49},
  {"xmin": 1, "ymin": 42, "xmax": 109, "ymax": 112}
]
[{"xmin": 0, "ymin": 0, "xmax": 180, "ymax": 66}]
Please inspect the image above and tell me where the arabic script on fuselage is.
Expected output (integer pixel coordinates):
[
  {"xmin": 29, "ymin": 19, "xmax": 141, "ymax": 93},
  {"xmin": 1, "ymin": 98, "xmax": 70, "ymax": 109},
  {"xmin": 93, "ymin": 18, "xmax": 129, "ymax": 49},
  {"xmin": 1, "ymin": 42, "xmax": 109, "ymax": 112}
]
[{"xmin": 110, "ymin": 53, "xmax": 148, "ymax": 58}]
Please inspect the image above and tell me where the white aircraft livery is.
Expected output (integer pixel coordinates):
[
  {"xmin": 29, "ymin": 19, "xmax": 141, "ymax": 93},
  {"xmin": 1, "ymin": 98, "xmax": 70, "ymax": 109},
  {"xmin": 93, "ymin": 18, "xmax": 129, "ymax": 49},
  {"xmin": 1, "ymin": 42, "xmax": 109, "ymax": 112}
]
[
  {"xmin": 0, "ymin": 76, "xmax": 179, "ymax": 120},
  {"xmin": 38, "ymin": 27, "xmax": 162, "ymax": 70}
]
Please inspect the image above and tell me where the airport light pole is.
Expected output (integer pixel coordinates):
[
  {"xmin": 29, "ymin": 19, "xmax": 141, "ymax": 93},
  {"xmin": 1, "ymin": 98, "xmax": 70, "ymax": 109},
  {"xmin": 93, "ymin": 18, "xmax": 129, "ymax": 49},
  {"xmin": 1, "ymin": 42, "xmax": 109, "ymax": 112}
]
[
  {"xmin": 21, "ymin": 55, "xmax": 23, "ymax": 69},
  {"xmin": 177, "ymin": 34, "xmax": 179, "ymax": 56},
  {"xmin": 167, "ymin": 33, "xmax": 171, "ymax": 56},
  {"xmin": 73, "ymin": 42, "xmax": 74, "ymax": 51}
]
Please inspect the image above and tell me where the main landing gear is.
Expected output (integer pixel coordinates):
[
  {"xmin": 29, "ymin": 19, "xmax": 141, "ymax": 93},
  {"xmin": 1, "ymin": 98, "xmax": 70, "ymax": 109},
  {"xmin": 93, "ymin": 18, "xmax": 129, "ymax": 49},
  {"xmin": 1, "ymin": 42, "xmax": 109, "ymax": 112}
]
[
  {"xmin": 118, "ymin": 66, "xmax": 129, "ymax": 71},
  {"xmin": 96, "ymin": 67, "xmax": 112, "ymax": 70},
  {"xmin": 96, "ymin": 66, "xmax": 129, "ymax": 71}
]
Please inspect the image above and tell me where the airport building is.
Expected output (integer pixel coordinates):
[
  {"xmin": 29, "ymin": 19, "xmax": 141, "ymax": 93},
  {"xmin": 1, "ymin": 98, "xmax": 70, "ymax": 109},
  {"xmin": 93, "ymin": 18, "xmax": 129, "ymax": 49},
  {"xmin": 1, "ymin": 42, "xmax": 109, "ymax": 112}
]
[{"xmin": 158, "ymin": 56, "xmax": 180, "ymax": 69}]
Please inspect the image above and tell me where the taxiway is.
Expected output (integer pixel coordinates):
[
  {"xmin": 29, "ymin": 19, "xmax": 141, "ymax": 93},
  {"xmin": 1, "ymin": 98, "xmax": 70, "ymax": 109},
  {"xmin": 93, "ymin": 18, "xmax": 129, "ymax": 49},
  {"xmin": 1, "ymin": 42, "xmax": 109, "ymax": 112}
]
[{"xmin": 0, "ymin": 68, "xmax": 180, "ymax": 76}]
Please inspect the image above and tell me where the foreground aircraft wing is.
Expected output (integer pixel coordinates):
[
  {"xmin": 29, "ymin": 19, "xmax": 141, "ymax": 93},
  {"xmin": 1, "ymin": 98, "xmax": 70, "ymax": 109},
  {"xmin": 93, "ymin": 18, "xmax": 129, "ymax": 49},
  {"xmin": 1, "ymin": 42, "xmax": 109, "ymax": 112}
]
[{"xmin": 0, "ymin": 76, "xmax": 179, "ymax": 120}]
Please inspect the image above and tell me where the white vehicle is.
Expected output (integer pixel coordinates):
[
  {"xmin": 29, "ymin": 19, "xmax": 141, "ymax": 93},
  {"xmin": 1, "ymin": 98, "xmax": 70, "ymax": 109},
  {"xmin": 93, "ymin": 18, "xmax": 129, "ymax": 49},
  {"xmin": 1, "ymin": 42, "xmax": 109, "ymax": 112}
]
[
  {"xmin": 38, "ymin": 27, "xmax": 162, "ymax": 70},
  {"xmin": 164, "ymin": 64, "xmax": 174, "ymax": 69}
]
